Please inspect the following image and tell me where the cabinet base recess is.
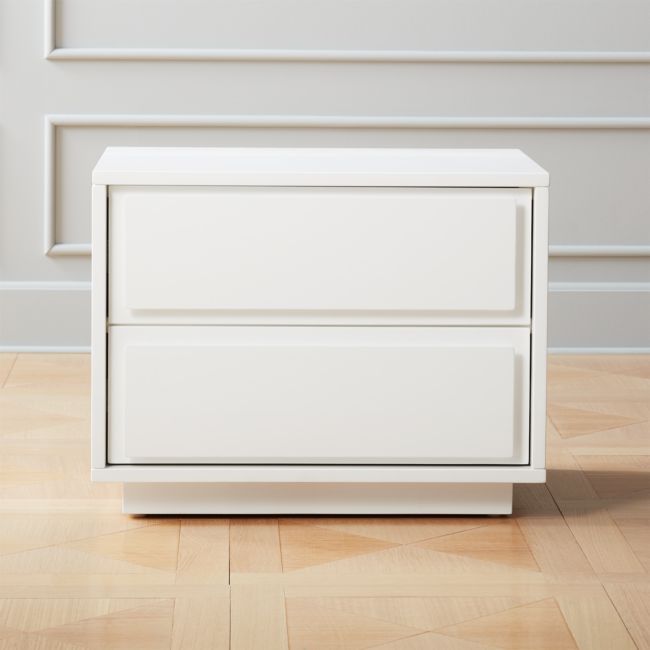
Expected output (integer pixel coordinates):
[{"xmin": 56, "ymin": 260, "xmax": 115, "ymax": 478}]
[{"xmin": 122, "ymin": 482, "xmax": 513, "ymax": 515}]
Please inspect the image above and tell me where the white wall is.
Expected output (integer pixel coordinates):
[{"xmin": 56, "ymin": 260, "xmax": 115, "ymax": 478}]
[{"xmin": 1, "ymin": 0, "xmax": 649, "ymax": 351}]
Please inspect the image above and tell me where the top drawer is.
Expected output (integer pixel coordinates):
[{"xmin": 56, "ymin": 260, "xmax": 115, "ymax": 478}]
[{"xmin": 108, "ymin": 186, "xmax": 531, "ymax": 325}]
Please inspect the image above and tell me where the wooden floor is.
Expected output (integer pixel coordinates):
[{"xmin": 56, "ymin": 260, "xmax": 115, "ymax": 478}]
[{"xmin": 0, "ymin": 354, "xmax": 648, "ymax": 649}]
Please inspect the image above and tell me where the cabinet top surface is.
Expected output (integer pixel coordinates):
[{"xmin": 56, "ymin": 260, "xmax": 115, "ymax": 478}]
[{"xmin": 92, "ymin": 147, "xmax": 549, "ymax": 187}]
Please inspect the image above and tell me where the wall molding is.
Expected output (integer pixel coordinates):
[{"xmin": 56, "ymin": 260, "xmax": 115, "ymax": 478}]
[
  {"xmin": 0, "ymin": 281, "xmax": 91, "ymax": 291},
  {"xmin": 548, "ymin": 283, "xmax": 650, "ymax": 349},
  {"xmin": 45, "ymin": 48, "xmax": 650, "ymax": 65},
  {"xmin": 0, "ymin": 346, "xmax": 91, "ymax": 352},
  {"xmin": 549, "ymin": 347, "xmax": 650, "ymax": 354},
  {"xmin": 43, "ymin": 117, "xmax": 90, "ymax": 256},
  {"xmin": 46, "ymin": 114, "xmax": 650, "ymax": 129},
  {"xmin": 548, "ymin": 281, "xmax": 650, "ymax": 292},
  {"xmin": 44, "ymin": 113, "xmax": 650, "ymax": 257},
  {"xmin": 0, "ymin": 281, "xmax": 91, "ymax": 349},
  {"xmin": 43, "ymin": 0, "xmax": 650, "ymax": 64},
  {"xmin": 549, "ymin": 245, "xmax": 650, "ymax": 257}
]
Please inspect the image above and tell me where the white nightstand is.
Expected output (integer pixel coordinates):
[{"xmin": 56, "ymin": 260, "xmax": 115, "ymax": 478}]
[{"xmin": 91, "ymin": 147, "xmax": 549, "ymax": 514}]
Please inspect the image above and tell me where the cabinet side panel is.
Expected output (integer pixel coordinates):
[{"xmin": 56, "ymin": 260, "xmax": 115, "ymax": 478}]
[
  {"xmin": 531, "ymin": 186, "xmax": 549, "ymax": 470},
  {"xmin": 91, "ymin": 184, "xmax": 107, "ymax": 469}
]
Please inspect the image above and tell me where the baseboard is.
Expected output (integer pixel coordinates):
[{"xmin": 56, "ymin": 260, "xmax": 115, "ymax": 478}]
[
  {"xmin": 0, "ymin": 282, "xmax": 90, "ymax": 349},
  {"xmin": 549, "ymin": 347, "xmax": 650, "ymax": 354},
  {"xmin": 0, "ymin": 345, "xmax": 91, "ymax": 353},
  {"xmin": 548, "ymin": 283, "xmax": 650, "ymax": 350}
]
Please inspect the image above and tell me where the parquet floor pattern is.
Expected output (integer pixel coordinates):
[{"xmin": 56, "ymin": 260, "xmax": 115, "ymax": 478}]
[{"xmin": 0, "ymin": 353, "xmax": 648, "ymax": 649}]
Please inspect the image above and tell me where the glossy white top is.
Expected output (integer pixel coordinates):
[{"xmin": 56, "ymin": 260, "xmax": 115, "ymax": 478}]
[{"xmin": 92, "ymin": 147, "xmax": 549, "ymax": 187}]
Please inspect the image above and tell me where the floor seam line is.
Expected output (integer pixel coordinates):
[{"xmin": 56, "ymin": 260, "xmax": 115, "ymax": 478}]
[
  {"xmin": 1, "ymin": 354, "xmax": 19, "ymax": 388},
  {"xmin": 598, "ymin": 583, "xmax": 640, "ymax": 649}
]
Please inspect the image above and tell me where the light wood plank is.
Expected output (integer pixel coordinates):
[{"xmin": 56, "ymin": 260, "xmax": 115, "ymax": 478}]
[
  {"xmin": 63, "ymin": 521, "xmax": 181, "ymax": 572},
  {"xmin": 4, "ymin": 354, "xmax": 89, "ymax": 391},
  {"xmin": 0, "ymin": 585, "xmax": 230, "ymax": 599},
  {"xmin": 279, "ymin": 520, "xmax": 398, "ymax": 572},
  {"xmin": 574, "ymin": 454, "xmax": 650, "ymax": 499},
  {"xmin": 230, "ymin": 585, "xmax": 288, "ymax": 650},
  {"xmin": 545, "ymin": 427, "xmax": 600, "ymax": 502},
  {"xmin": 171, "ymin": 597, "xmax": 230, "ymax": 650},
  {"xmin": 0, "ymin": 597, "xmax": 161, "ymax": 632},
  {"xmin": 281, "ymin": 585, "xmax": 605, "ymax": 599},
  {"xmin": 229, "ymin": 519, "xmax": 282, "ymax": 573},
  {"xmin": 284, "ymin": 596, "xmax": 424, "ymax": 648},
  {"xmin": 0, "ymin": 353, "xmax": 17, "ymax": 387},
  {"xmin": 278, "ymin": 517, "xmax": 488, "ymax": 545},
  {"xmin": 175, "ymin": 519, "xmax": 229, "ymax": 585},
  {"xmin": 514, "ymin": 486, "xmax": 594, "ymax": 576},
  {"xmin": 552, "ymin": 355, "xmax": 650, "ymax": 380},
  {"xmin": 436, "ymin": 598, "xmax": 578, "ymax": 649},
  {"xmin": 416, "ymin": 519, "xmax": 540, "ymax": 571},
  {"xmin": 546, "ymin": 439, "xmax": 645, "ymax": 574},
  {"xmin": 231, "ymin": 572, "xmax": 561, "ymax": 587},
  {"xmin": 613, "ymin": 517, "xmax": 650, "ymax": 570},
  {"xmin": 284, "ymin": 594, "xmax": 536, "ymax": 634},
  {"xmin": 377, "ymin": 632, "xmax": 495, "ymax": 648},
  {"xmin": 34, "ymin": 599, "xmax": 174, "ymax": 650},
  {"xmin": 558, "ymin": 503, "xmax": 645, "ymax": 575},
  {"xmin": 556, "ymin": 588, "xmax": 637, "ymax": 650},
  {"xmin": 547, "ymin": 360, "xmax": 650, "ymax": 402},
  {"xmin": 604, "ymin": 583, "xmax": 650, "ymax": 649},
  {"xmin": 0, "ymin": 514, "xmax": 155, "ymax": 556},
  {"xmin": 548, "ymin": 403, "xmax": 645, "ymax": 439}
]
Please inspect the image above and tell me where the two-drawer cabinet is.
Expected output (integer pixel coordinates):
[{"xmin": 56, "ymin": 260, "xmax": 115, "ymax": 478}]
[{"xmin": 91, "ymin": 148, "xmax": 549, "ymax": 514}]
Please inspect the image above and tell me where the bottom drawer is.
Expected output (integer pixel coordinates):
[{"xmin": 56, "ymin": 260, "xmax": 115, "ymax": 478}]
[{"xmin": 108, "ymin": 326, "xmax": 530, "ymax": 465}]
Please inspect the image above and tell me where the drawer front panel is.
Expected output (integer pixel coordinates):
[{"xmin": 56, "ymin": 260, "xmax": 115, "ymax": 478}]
[
  {"xmin": 108, "ymin": 327, "xmax": 530, "ymax": 465},
  {"xmin": 109, "ymin": 187, "xmax": 531, "ymax": 325}
]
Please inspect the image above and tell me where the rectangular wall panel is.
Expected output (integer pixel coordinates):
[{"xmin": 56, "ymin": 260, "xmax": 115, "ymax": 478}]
[
  {"xmin": 53, "ymin": 123, "xmax": 650, "ymax": 251},
  {"xmin": 52, "ymin": 0, "xmax": 650, "ymax": 53}
]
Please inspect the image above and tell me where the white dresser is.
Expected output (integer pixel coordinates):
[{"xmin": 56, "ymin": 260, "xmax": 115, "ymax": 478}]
[{"xmin": 91, "ymin": 147, "xmax": 549, "ymax": 515}]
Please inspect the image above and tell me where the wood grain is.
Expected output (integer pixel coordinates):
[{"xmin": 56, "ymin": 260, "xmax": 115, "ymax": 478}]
[
  {"xmin": 604, "ymin": 583, "xmax": 650, "ymax": 649},
  {"xmin": 171, "ymin": 597, "xmax": 230, "ymax": 650},
  {"xmin": 0, "ymin": 353, "xmax": 647, "ymax": 649},
  {"xmin": 230, "ymin": 585, "xmax": 288, "ymax": 650},
  {"xmin": 556, "ymin": 588, "xmax": 637, "ymax": 650},
  {"xmin": 175, "ymin": 519, "xmax": 229, "ymax": 585},
  {"xmin": 229, "ymin": 519, "xmax": 282, "ymax": 574}
]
